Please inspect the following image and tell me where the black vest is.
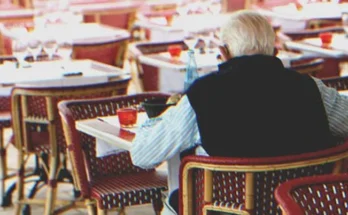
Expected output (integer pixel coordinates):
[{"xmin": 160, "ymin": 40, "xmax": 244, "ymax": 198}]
[{"xmin": 186, "ymin": 55, "xmax": 335, "ymax": 157}]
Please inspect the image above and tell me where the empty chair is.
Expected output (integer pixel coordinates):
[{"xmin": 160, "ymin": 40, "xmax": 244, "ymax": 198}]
[
  {"xmin": 58, "ymin": 93, "xmax": 169, "ymax": 214},
  {"xmin": 275, "ymin": 173, "xmax": 348, "ymax": 215},
  {"xmin": 179, "ymin": 141, "xmax": 348, "ymax": 215},
  {"xmin": 11, "ymin": 78, "xmax": 130, "ymax": 215}
]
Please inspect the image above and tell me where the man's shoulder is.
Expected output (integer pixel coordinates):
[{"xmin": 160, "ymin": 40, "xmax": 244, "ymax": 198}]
[{"xmin": 185, "ymin": 71, "xmax": 219, "ymax": 97}]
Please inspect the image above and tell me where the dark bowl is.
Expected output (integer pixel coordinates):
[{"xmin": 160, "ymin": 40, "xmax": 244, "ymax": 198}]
[{"xmin": 141, "ymin": 98, "xmax": 175, "ymax": 118}]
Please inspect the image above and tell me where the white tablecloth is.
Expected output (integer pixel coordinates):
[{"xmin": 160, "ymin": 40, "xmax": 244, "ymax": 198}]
[{"xmin": 0, "ymin": 59, "xmax": 128, "ymax": 93}]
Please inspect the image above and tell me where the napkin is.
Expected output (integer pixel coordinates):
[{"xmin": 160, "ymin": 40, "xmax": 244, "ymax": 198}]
[{"xmin": 96, "ymin": 113, "xmax": 148, "ymax": 157}]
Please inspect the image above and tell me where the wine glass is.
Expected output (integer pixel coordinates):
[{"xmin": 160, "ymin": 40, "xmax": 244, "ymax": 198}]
[
  {"xmin": 209, "ymin": 0, "xmax": 221, "ymax": 15},
  {"xmin": 28, "ymin": 35, "xmax": 42, "ymax": 61},
  {"xmin": 184, "ymin": 32, "xmax": 198, "ymax": 51},
  {"xmin": 342, "ymin": 12, "xmax": 348, "ymax": 36},
  {"xmin": 56, "ymin": 37, "xmax": 73, "ymax": 69},
  {"xmin": 42, "ymin": 35, "xmax": 58, "ymax": 61},
  {"xmin": 200, "ymin": 32, "xmax": 214, "ymax": 53},
  {"xmin": 12, "ymin": 39, "xmax": 29, "ymax": 68}
]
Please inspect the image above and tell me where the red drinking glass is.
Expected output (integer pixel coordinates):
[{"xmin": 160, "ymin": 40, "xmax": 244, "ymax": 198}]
[
  {"xmin": 168, "ymin": 45, "xmax": 182, "ymax": 59},
  {"xmin": 117, "ymin": 108, "xmax": 137, "ymax": 127},
  {"xmin": 319, "ymin": 32, "xmax": 333, "ymax": 45}
]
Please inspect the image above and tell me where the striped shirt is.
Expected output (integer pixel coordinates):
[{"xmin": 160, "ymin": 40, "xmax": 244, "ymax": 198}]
[{"xmin": 130, "ymin": 77, "xmax": 348, "ymax": 169}]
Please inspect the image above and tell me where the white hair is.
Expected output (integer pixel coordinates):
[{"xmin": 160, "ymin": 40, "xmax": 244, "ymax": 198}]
[{"xmin": 220, "ymin": 10, "xmax": 275, "ymax": 57}]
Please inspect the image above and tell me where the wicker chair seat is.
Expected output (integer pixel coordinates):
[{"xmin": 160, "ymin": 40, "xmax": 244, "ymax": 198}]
[
  {"xmin": 90, "ymin": 171, "xmax": 167, "ymax": 209},
  {"xmin": 211, "ymin": 200, "xmax": 245, "ymax": 211}
]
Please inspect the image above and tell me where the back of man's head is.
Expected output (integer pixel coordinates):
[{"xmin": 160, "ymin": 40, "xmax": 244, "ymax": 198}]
[{"xmin": 220, "ymin": 10, "xmax": 275, "ymax": 57}]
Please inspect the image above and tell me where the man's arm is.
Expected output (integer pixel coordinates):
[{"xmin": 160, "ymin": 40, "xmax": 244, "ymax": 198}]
[
  {"xmin": 314, "ymin": 77, "xmax": 348, "ymax": 138},
  {"xmin": 130, "ymin": 95, "xmax": 200, "ymax": 169}
]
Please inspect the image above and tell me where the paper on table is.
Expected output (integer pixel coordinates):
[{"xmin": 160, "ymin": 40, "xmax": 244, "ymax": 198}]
[{"xmin": 96, "ymin": 113, "xmax": 148, "ymax": 157}]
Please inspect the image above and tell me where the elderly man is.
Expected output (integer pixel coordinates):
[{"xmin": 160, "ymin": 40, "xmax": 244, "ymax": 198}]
[{"xmin": 130, "ymin": 10, "xmax": 348, "ymax": 214}]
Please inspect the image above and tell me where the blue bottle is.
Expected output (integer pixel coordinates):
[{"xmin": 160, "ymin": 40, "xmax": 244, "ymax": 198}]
[{"xmin": 184, "ymin": 50, "xmax": 199, "ymax": 91}]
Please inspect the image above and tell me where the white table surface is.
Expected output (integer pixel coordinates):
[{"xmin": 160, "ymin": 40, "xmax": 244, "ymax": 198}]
[
  {"xmin": 285, "ymin": 34, "xmax": 348, "ymax": 58},
  {"xmin": 257, "ymin": 2, "xmax": 348, "ymax": 32},
  {"xmin": 0, "ymin": 8, "xmax": 34, "ymax": 19},
  {"xmin": 270, "ymin": 2, "xmax": 344, "ymax": 20},
  {"xmin": 0, "ymin": 59, "xmax": 129, "ymax": 95},
  {"xmin": 0, "ymin": 23, "xmax": 130, "ymax": 45},
  {"xmin": 339, "ymin": 90, "xmax": 348, "ymax": 97},
  {"xmin": 76, "ymin": 112, "xmax": 180, "ymax": 194},
  {"xmin": 134, "ymin": 13, "xmax": 230, "ymax": 42}
]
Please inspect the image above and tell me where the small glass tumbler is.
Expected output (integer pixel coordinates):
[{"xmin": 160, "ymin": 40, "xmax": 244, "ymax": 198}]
[
  {"xmin": 117, "ymin": 108, "xmax": 137, "ymax": 128},
  {"xmin": 319, "ymin": 32, "xmax": 333, "ymax": 45},
  {"xmin": 342, "ymin": 12, "xmax": 348, "ymax": 36},
  {"xmin": 168, "ymin": 45, "xmax": 182, "ymax": 61}
]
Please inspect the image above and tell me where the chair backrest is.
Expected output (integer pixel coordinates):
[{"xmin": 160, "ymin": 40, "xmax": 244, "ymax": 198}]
[
  {"xmin": 79, "ymin": 3, "xmax": 137, "ymax": 31},
  {"xmin": 11, "ymin": 78, "xmax": 130, "ymax": 154},
  {"xmin": 321, "ymin": 76, "xmax": 348, "ymax": 91},
  {"xmin": 179, "ymin": 142, "xmax": 348, "ymax": 215},
  {"xmin": 58, "ymin": 92, "xmax": 170, "ymax": 197},
  {"xmin": 130, "ymin": 41, "xmax": 187, "ymax": 91},
  {"xmin": 290, "ymin": 58, "xmax": 324, "ymax": 77},
  {"xmin": 221, "ymin": 0, "xmax": 249, "ymax": 12},
  {"xmin": 275, "ymin": 173, "xmax": 348, "ymax": 215},
  {"xmin": 73, "ymin": 37, "xmax": 129, "ymax": 68}
]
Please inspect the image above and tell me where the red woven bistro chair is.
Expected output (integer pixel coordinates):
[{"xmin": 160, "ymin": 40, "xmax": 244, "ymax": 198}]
[
  {"xmin": 275, "ymin": 173, "xmax": 348, "ymax": 215},
  {"xmin": 321, "ymin": 76, "xmax": 348, "ymax": 91},
  {"xmin": 179, "ymin": 140, "xmax": 348, "ymax": 215},
  {"xmin": 129, "ymin": 41, "xmax": 188, "ymax": 91},
  {"xmin": 11, "ymin": 78, "xmax": 130, "ymax": 215},
  {"xmin": 58, "ymin": 92, "xmax": 169, "ymax": 215}
]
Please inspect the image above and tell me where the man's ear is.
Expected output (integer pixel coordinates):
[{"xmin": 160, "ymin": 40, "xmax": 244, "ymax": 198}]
[
  {"xmin": 218, "ymin": 44, "xmax": 233, "ymax": 61},
  {"xmin": 273, "ymin": 47, "xmax": 278, "ymax": 56}
]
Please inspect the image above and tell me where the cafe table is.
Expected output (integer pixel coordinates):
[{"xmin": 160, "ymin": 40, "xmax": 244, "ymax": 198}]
[
  {"xmin": 0, "ymin": 23, "xmax": 130, "ymax": 60},
  {"xmin": 138, "ymin": 48, "xmax": 303, "ymax": 93},
  {"xmin": 134, "ymin": 13, "xmax": 230, "ymax": 42},
  {"xmin": 256, "ymin": 2, "xmax": 348, "ymax": 32},
  {"xmin": 0, "ymin": 59, "xmax": 130, "ymax": 94},
  {"xmin": 75, "ymin": 112, "xmax": 180, "ymax": 195},
  {"xmin": 285, "ymin": 33, "xmax": 348, "ymax": 58}
]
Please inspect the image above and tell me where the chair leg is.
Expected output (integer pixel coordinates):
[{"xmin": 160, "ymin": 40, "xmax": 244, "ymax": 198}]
[
  {"xmin": 97, "ymin": 208, "xmax": 108, "ymax": 215},
  {"xmin": 0, "ymin": 128, "xmax": 6, "ymax": 206},
  {"xmin": 14, "ymin": 149, "xmax": 25, "ymax": 215},
  {"xmin": 118, "ymin": 207, "xmax": 125, "ymax": 215},
  {"xmin": 44, "ymin": 153, "xmax": 59, "ymax": 215},
  {"xmin": 85, "ymin": 199, "xmax": 97, "ymax": 215},
  {"xmin": 152, "ymin": 198, "xmax": 164, "ymax": 215}
]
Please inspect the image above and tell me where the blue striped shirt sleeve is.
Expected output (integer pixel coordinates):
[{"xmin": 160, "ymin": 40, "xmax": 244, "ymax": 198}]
[
  {"xmin": 313, "ymin": 77, "xmax": 348, "ymax": 138},
  {"xmin": 130, "ymin": 95, "xmax": 200, "ymax": 169}
]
